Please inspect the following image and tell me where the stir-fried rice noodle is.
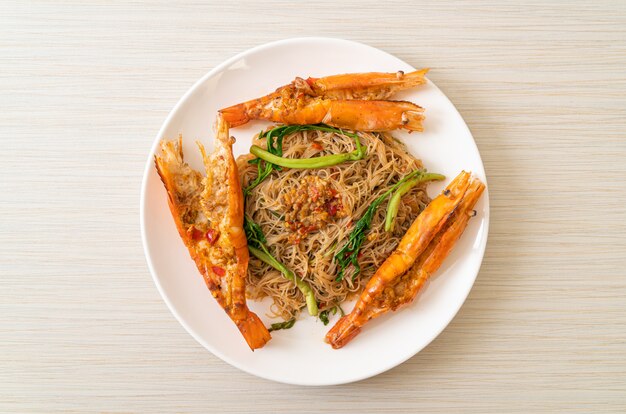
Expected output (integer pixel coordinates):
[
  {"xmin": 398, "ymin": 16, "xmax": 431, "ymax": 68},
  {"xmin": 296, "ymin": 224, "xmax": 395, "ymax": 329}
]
[{"xmin": 238, "ymin": 128, "xmax": 431, "ymax": 320}]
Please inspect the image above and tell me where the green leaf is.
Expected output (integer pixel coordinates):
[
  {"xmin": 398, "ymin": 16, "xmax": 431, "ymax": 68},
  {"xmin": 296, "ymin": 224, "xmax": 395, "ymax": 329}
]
[
  {"xmin": 243, "ymin": 214, "xmax": 266, "ymax": 248},
  {"xmin": 319, "ymin": 310, "xmax": 330, "ymax": 326},
  {"xmin": 268, "ymin": 318, "xmax": 296, "ymax": 332},
  {"xmin": 318, "ymin": 304, "xmax": 344, "ymax": 325}
]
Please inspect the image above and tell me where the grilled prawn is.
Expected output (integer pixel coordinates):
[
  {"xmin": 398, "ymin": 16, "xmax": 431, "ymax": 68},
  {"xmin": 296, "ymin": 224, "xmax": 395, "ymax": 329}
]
[
  {"xmin": 219, "ymin": 69, "xmax": 428, "ymax": 132},
  {"xmin": 154, "ymin": 116, "xmax": 271, "ymax": 350},
  {"xmin": 294, "ymin": 68, "xmax": 429, "ymax": 100},
  {"xmin": 326, "ymin": 171, "xmax": 485, "ymax": 349}
]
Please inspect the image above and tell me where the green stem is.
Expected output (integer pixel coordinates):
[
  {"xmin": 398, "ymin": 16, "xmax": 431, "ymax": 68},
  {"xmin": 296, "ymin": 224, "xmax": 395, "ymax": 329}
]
[
  {"xmin": 244, "ymin": 124, "xmax": 365, "ymax": 194},
  {"xmin": 250, "ymin": 143, "xmax": 365, "ymax": 170},
  {"xmin": 384, "ymin": 173, "xmax": 445, "ymax": 232},
  {"xmin": 334, "ymin": 170, "xmax": 445, "ymax": 281},
  {"xmin": 248, "ymin": 245, "xmax": 319, "ymax": 316}
]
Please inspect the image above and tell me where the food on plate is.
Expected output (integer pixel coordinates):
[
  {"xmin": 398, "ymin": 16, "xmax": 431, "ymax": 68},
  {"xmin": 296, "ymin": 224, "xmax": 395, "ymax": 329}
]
[
  {"xmin": 325, "ymin": 171, "xmax": 485, "ymax": 349},
  {"xmin": 246, "ymin": 125, "xmax": 367, "ymax": 185},
  {"xmin": 239, "ymin": 123, "xmax": 442, "ymax": 321},
  {"xmin": 333, "ymin": 169, "xmax": 445, "ymax": 282},
  {"xmin": 219, "ymin": 69, "xmax": 429, "ymax": 132},
  {"xmin": 154, "ymin": 67, "xmax": 486, "ymax": 350},
  {"xmin": 294, "ymin": 68, "xmax": 429, "ymax": 100},
  {"xmin": 222, "ymin": 99, "xmax": 424, "ymax": 132},
  {"xmin": 245, "ymin": 214, "xmax": 319, "ymax": 317},
  {"xmin": 154, "ymin": 115, "xmax": 271, "ymax": 350}
]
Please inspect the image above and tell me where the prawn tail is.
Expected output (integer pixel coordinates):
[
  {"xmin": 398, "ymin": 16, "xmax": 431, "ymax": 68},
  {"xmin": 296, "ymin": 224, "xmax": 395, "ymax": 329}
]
[
  {"xmin": 402, "ymin": 67, "xmax": 430, "ymax": 86},
  {"xmin": 325, "ymin": 315, "xmax": 362, "ymax": 349},
  {"xmin": 236, "ymin": 310, "xmax": 272, "ymax": 351},
  {"xmin": 401, "ymin": 109, "xmax": 425, "ymax": 132},
  {"xmin": 219, "ymin": 103, "xmax": 250, "ymax": 128}
]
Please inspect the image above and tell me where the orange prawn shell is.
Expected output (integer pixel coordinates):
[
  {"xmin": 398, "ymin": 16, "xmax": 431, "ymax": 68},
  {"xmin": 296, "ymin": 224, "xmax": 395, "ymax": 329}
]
[
  {"xmin": 303, "ymin": 68, "xmax": 429, "ymax": 100},
  {"xmin": 154, "ymin": 137, "xmax": 220, "ymax": 299},
  {"xmin": 219, "ymin": 69, "xmax": 429, "ymax": 132},
  {"xmin": 326, "ymin": 172, "xmax": 485, "ymax": 349},
  {"xmin": 154, "ymin": 126, "xmax": 271, "ymax": 350}
]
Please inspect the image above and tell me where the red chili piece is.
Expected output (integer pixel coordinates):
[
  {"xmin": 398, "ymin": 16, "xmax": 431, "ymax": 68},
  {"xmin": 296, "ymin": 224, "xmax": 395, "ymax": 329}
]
[
  {"xmin": 190, "ymin": 227, "xmax": 204, "ymax": 241},
  {"xmin": 328, "ymin": 203, "xmax": 339, "ymax": 216},
  {"xmin": 206, "ymin": 228, "xmax": 219, "ymax": 245},
  {"xmin": 212, "ymin": 266, "xmax": 226, "ymax": 277}
]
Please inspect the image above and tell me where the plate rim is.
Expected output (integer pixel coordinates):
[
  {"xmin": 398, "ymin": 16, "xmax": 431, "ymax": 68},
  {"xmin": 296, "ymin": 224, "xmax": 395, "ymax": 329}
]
[{"xmin": 140, "ymin": 36, "xmax": 490, "ymax": 386}]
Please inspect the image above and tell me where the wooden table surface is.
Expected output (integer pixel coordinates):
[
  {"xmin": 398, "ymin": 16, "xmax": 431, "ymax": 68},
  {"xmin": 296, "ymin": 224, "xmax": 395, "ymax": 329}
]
[{"xmin": 2, "ymin": 1, "xmax": 625, "ymax": 412}]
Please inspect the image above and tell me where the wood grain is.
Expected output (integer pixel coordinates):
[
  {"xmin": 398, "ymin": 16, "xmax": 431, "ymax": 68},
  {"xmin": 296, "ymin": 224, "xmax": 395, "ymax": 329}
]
[{"xmin": 1, "ymin": 0, "xmax": 625, "ymax": 412}]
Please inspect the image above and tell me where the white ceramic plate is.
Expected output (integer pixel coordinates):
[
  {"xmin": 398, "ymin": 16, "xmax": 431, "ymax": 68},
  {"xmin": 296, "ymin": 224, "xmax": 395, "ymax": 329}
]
[{"xmin": 140, "ymin": 37, "xmax": 489, "ymax": 386}]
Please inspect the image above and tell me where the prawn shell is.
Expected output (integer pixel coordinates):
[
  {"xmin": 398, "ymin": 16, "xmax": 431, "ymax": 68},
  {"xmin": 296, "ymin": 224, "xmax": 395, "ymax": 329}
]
[
  {"xmin": 154, "ymin": 119, "xmax": 271, "ymax": 350},
  {"xmin": 326, "ymin": 172, "xmax": 485, "ymax": 349}
]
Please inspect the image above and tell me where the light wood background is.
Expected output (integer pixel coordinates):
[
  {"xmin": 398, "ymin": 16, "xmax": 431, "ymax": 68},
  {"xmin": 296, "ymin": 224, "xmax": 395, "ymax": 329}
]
[{"xmin": 1, "ymin": 1, "xmax": 625, "ymax": 412}]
